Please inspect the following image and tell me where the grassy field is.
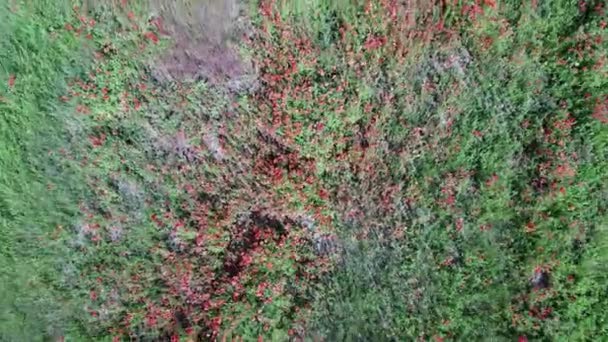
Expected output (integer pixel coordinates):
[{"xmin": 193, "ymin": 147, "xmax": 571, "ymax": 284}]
[{"xmin": 1, "ymin": 0, "xmax": 607, "ymax": 340}]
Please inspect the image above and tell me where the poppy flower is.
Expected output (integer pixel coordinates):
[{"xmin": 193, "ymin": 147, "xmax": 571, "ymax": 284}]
[{"xmin": 144, "ymin": 31, "xmax": 159, "ymax": 43}]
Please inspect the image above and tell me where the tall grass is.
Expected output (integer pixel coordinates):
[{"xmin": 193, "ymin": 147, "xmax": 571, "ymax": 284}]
[{"xmin": 0, "ymin": 1, "xmax": 91, "ymax": 339}]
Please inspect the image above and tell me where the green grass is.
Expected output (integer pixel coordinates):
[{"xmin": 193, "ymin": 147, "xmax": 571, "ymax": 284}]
[
  {"xmin": 1, "ymin": 0, "xmax": 607, "ymax": 340},
  {"xmin": 0, "ymin": 1, "xmax": 91, "ymax": 339}
]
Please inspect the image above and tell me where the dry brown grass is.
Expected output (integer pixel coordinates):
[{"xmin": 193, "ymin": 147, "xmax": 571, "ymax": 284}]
[
  {"xmin": 150, "ymin": 0, "xmax": 239, "ymax": 43},
  {"xmin": 148, "ymin": 0, "xmax": 254, "ymax": 84}
]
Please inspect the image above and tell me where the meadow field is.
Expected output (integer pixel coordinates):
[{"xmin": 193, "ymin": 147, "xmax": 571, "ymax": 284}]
[{"xmin": 1, "ymin": 0, "xmax": 607, "ymax": 340}]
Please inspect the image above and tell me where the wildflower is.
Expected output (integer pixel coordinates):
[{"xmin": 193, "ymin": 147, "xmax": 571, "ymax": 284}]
[
  {"xmin": 444, "ymin": 194, "xmax": 456, "ymax": 206},
  {"xmin": 150, "ymin": 17, "xmax": 168, "ymax": 35},
  {"xmin": 363, "ymin": 35, "xmax": 387, "ymax": 50},
  {"xmin": 477, "ymin": 223, "xmax": 490, "ymax": 232},
  {"xmin": 592, "ymin": 98, "xmax": 608, "ymax": 123},
  {"xmin": 462, "ymin": 3, "xmax": 484, "ymax": 20},
  {"xmin": 76, "ymin": 105, "xmax": 90, "ymax": 114},
  {"xmin": 540, "ymin": 307, "xmax": 552, "ymax": 319},
  {"xmin": 256, "ymin": 282, "xmax": 268, "ymax": 297},
  {"xmin": 578, "ymin": 0, "xmax": 587, "ymax": 12},
  {"xmin": 485, "ymin": 174, "xmax": 499, "ymax": 187},
  {"xmin": 8, "ymin": 74, "xmax": 15, "ymax": 88},
  {"xmin": 441, "ymin": 257, "xmax": 455, "ymax": 267},
  {"xmin": 240, "ymin": 253, "xmax": 253, "ymax": 267},
  {"xmin": 210, "ymin": 316, "xmax": 222, "ymax": 333},
  {"xmin": 144, "ymin": 31, "xmax": 159, "ymax": 44},
  {"xmin": 89, "ymin": 133, "xmax": 106, "ymax": 147},
  {"xmin": 554, "ymin": 163, "xmax": 576, "ymax": 178},
  {"xmin": 525, "ymin": 221, "xmax": 536, "ymax": 233},
  {"xmin": 146, "ymin": 313, "xmax": 157, "ymax": 327},
  {"xmin": 318, "ymin": 188, "xmax": 329, "ymax": 200},
  {"xmin": 455, "ymin": 217, "xmax": 464, "ymax": 232}
]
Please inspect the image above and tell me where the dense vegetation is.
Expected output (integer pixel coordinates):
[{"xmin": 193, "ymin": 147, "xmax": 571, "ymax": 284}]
[{"xmin": 1, "ymin": 0, "xmax": 606, "ymax": 340}]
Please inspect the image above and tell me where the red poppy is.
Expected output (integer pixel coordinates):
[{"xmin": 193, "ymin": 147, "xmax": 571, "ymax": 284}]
[
  {"xmin": 318, "ymin": 188, "xmax": 329, "ymax": 200},
  {"xmin": 144, "ymin": 31, "xmax": 159, "ymax": 43},
  {"xmin": 525, "ymin": 222, "xmax": 536, "ymax": 233},
  {"xmin": 8, "ymin": 74, "xmax": 16, "ymax": 88},
  {"xmin": 240, "ymin": 253, "xmax": 253, "ymax": 267},
  {"xmin": 89, "ymin": 134, "xmax": 106, "ymax": 147},
  {"xmin": 592, "ymin": 98, "xmax": 608, "ymax": 123},
  {"xmin": 455, "ymin": 217, "xmax": 464, "ymax": 232},
  {"xmin": 145, "ymin": 313, "xmax": 157, "ymax": 327},
  {"xmin": 210, "ymin": 316, "xmax": 222, "ymax": 333},
  {"xmin": 486, "ymin": 173, "xmax": 499, "ymax": 187},
  {"xmin": 364, "ymin": 35, "xmax": 387, "ymax": 50}
]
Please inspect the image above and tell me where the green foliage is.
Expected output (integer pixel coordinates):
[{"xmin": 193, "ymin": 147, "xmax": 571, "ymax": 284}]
[{"xmin": 0, "ymin": 1, "xmax": 93, "ymax": 339}]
